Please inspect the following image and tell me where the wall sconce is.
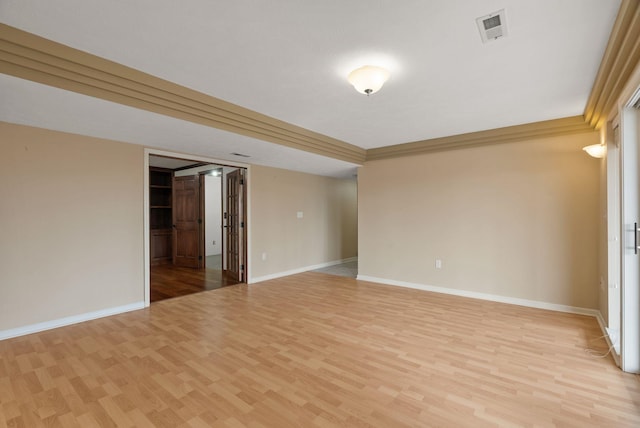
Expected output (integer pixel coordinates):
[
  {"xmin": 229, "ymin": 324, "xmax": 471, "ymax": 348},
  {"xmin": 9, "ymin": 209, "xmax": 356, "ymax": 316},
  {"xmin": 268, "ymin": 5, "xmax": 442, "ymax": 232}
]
[
  {"xmin": 582, "ymin": 144, "xmax": 606, "ymax": 158},
  {"xmin": 347, "ymin": 65, "xmax": 390, "ymax": 95}
]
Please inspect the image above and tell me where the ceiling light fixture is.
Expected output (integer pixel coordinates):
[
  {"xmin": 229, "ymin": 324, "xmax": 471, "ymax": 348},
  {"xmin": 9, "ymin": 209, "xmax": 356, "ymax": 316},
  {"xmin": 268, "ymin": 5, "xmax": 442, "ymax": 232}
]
[
  {"xmin": 347, "ymin": 65, "xmax": 390, "ymax": 96},
  {"xmin": 583, "ymin": 144, "xmax": 606, "ymax": 158}
]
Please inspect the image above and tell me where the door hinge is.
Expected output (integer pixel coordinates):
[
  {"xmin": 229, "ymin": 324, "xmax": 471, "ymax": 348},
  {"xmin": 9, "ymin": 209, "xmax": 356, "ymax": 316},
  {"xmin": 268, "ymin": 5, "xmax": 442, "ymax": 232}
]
[
  {"xmin": 240, "ymin": 179, "xmax": 244, "ymax": 185},
  {"xmin": 241, "ymin": 221, "xmax": 245, "ymax": 228},
  {"xmin": 198, "ymin": 256, "xmax": 203, "ymax": 260},
  {"xmin": 241, "ymin": 264, "xmax": 245, "ymax": 271}
]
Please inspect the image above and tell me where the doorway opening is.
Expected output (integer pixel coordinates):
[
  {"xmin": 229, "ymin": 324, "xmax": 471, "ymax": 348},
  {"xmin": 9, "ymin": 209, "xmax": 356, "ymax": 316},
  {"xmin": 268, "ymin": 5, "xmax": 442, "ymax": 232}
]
[{"xmin": 147, "ymin": 154, "xmax": 248, "ymax": 303}]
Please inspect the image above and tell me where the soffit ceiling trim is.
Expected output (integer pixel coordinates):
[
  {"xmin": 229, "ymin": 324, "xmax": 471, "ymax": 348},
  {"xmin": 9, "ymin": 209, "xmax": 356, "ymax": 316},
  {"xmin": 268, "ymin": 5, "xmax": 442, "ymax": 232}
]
[
  {"xmin": 0, "ymin": 24, "xmax": 366, "ymax": 165},
  {"xmin": 584, "ymin": 0, "xmax": 640, "ymax": 129},
  {"xmin": 0, "ymin": 22, "xmax": 621, "ymax": 166},
  {"xmin": 366, "ymin": 116, "xmax": 595, "ymax": 161}
]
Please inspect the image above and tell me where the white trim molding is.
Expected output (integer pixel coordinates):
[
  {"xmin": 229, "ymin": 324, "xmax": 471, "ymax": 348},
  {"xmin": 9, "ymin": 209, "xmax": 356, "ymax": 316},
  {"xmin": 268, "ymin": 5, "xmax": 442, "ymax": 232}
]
[
  {"xmin": 357, "ymin": 275, "xmax": 601, "ymax": 317},
  {"xmin": 249, "ymin": 257, "xmax": 358, "ymax": 284},
  {"xmin": 595, "ymin": 311, "xmax": 622, "ymax": 367},
  {"xmin": 0, "ymin": 302, "xmax": 145, "ymax": 341}
]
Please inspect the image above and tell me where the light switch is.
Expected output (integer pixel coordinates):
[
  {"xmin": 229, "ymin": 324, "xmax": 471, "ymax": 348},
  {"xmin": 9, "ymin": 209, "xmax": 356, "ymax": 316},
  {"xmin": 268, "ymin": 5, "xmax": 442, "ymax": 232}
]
[{"xmin": 297, "ymin": 211, "xmax": 304, "ymax": 219}]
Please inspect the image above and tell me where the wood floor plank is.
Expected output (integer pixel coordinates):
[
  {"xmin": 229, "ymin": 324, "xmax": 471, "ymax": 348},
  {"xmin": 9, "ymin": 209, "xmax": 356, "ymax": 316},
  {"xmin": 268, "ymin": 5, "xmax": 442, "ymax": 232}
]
[
  {"xmin": 1, "ymin": 272, "xmax": 639, "ymax": 427},
  {"xmin": 150, "ymin": 265, "xmax": 238, "ymax": 303}
]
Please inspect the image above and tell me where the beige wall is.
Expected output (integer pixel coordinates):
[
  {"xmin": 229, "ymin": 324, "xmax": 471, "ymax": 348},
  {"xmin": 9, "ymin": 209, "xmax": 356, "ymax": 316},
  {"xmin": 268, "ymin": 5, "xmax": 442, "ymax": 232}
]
[
  {"xmin": 358, "ymin": 132, "xmax": 601, "ymax": 309},
  {"xmin": 0, "ymin": 122, "xmax": 358, "ymax": 333},
  {"xmin": 250, "ymin": 165, "xmax": 358, "ymax": 280},
  {"xmin": 0, "ymin": 122, "xmax": 144, "ymax": 331}
]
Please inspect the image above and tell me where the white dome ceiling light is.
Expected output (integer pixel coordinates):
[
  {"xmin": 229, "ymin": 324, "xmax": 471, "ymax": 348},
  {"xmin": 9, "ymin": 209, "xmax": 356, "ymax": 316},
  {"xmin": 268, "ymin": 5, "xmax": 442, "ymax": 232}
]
[{"xmin": 347, "ymin": 65, "xmax": 390, "ymax": 96}]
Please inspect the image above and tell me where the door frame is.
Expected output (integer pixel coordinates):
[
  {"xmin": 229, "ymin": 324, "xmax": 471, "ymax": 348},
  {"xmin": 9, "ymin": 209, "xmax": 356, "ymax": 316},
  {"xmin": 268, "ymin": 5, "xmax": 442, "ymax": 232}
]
[
  {"xmin": 608, "ymin": 61, "xmax": 640, "ymax": 373},
  {"xmin": 619, "ymin": 98, "xmax": 640, "ymax": 373},
  {"xmin": 144, "ymin": 148, "xmax": 251, "ymax": 307}
]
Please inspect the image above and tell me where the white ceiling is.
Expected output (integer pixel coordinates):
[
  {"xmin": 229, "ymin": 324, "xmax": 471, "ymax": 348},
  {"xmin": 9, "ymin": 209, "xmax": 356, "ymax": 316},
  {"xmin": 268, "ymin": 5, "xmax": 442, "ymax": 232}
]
[{"xmin": 0, "ymin": 0, "xmax": 621, "ymax": 177}]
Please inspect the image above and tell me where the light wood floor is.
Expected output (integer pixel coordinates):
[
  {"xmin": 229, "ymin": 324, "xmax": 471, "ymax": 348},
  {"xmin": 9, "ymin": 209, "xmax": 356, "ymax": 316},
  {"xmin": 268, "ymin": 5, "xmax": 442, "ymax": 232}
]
[{"xmin": 1, "ymin": 272, "xmax": 639, "ymax": 427}]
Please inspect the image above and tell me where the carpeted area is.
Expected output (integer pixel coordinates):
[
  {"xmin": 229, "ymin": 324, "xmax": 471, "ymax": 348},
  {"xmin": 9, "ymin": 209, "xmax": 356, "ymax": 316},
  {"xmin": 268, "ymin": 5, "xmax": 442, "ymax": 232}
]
[
  {"xmin": 206, "ymin": 254, "xmax": 222, "ymax": 270},
  {"xmin": 312, "ymin": 260, "xmax": 358, "ymax": 278}
]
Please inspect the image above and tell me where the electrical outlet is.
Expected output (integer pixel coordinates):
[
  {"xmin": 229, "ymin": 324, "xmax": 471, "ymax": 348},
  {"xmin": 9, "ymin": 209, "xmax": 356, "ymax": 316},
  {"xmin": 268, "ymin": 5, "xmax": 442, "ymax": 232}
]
[
  {"xmin": 435, "ymin": 259, "xmax": 442, "ymax": 269},
  {"xmin": 262, "ymin": 252, "xmax": 267, "ymax": 261}
]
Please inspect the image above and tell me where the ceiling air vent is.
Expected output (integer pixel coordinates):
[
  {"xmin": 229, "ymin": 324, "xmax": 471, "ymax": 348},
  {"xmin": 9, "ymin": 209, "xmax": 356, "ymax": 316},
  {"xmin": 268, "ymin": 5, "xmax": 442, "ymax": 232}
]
[{"xmin": 476, "ymin": 9, "xmax": 507, "ymax": 43}]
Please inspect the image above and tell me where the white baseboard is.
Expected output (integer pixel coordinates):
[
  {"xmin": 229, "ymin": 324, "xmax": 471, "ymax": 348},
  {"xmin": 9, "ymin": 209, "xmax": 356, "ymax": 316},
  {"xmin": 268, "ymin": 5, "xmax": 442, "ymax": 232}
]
[
  {"xmin": 594, "ymin": 311, "xmax": 621, "ymax": 366},
  {"xmin": 249, "ymin": 257, "xmax": 358, "ymax": 284},
  {"xmin": 0, "ymin": 302, "xmax": 145, "ymax": 341},
  {"xmin": 357, "ymin": 275, "xmax": 600, "ymax": 317},
  {"xmin": 595, "ymin": 311, "xmax": 608, "ymax": 338}
]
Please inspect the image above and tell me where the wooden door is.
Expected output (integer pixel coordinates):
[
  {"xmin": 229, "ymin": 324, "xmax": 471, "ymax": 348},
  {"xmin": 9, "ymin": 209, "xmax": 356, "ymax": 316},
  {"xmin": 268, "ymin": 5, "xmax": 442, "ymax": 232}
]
[
  {"xmin": 225, "ymin": 169, "xmax": 245, "ymax": 281},
  {"xmin": 173, "ymin": 175, "xmax": 201, "ymax": 268}
]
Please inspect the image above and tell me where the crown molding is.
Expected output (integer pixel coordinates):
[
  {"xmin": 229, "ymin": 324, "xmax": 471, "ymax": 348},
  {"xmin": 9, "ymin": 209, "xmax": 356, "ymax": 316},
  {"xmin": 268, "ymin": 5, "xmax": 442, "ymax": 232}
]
[
  {"xmin": 366, "ymin": 115, "xmax": 595, "ymax": 161},
  {"xmin": 584, "ymin": 0, "xmax": 640, "ymax": 128},
  {"xmin": 0, "ymin": 24, "xmax": 366, "ymax": 164}
]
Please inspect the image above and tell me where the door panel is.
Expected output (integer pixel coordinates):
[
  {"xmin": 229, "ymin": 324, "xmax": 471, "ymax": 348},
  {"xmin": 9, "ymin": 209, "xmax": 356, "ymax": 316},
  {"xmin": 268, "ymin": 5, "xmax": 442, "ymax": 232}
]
[
  {"xmin": 173, "ymin": 175, "xmax": 201, "ymax": 268},
  {"xmin": 225, "ymin": 169, "xmax": 245, "ymax": 282},
  {"xmin": 199, "ymin": 173, "xmax": 206, "ymax": 269}
]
